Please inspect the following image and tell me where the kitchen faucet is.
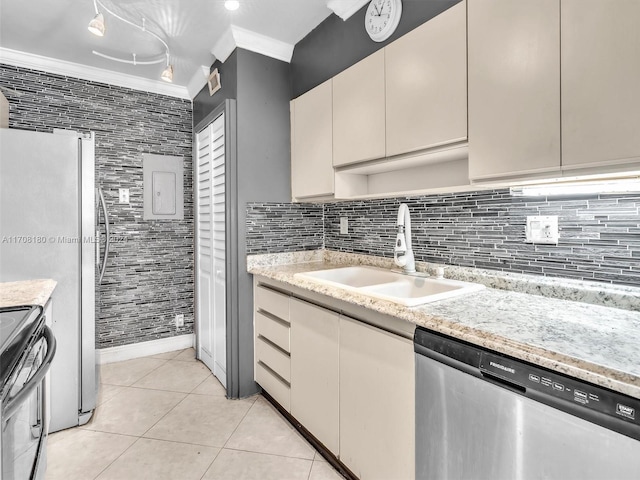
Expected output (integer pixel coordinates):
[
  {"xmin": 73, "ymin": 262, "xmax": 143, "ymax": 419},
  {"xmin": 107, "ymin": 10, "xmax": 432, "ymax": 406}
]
[{"xmin": 394, "ymin": 203, "xmax": 416, "ymax": 273}]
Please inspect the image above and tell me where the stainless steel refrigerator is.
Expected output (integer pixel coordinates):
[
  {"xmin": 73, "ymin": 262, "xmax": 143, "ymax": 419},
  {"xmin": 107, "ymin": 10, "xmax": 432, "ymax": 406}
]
[{"xmin": 0, "ymin": 128, "xmax": 96, "ymax": 432}]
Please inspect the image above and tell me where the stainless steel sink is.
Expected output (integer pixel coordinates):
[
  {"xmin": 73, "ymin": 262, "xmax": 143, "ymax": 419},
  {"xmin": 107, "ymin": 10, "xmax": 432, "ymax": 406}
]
[{"xmin": 294, "ymin": 266, "xmax": 485, "ymax": 306}]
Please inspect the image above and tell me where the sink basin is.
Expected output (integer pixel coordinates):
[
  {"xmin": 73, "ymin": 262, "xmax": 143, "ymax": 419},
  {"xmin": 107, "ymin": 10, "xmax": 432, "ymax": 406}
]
[
  {"xmin": 296, "ymin": 266, "xmax": 404, "ymax": 288},
  {"xmin": 294, "ymin": 266, "xmax": 485, "ymax": 306}
]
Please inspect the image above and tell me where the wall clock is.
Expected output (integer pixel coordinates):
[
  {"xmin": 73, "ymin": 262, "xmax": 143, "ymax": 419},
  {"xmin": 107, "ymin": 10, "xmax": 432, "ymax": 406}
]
[{"xmin": 365, "ymin": 0, "xmax": 402, "ymax": 42}]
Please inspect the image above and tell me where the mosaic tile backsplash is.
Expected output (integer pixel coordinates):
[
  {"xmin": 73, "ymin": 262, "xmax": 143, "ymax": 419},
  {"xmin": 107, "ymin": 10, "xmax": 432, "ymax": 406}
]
[
  {"xmin": 0, "ymin": 64, "xmax": 194, "ymax": 348},
  {"xmin": 247, "ymin": 189, "xmax": 640, "ymax": 287},
  {"xmin": 246, "ymin": 203, "xmax": 324, "ymax": 253}
]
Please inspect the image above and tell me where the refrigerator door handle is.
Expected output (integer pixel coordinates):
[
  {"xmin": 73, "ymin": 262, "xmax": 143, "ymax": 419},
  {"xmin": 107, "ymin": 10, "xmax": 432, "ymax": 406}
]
[{"xmin": 98, "ymin": 188, "xmax": 110, "ymax": 284}]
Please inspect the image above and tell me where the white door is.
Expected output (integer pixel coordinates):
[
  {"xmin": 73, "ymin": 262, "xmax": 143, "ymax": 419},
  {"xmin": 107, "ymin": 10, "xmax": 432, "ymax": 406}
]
[{"xmin": 196, "ymin": 113, "xmax": 226, "ymax": 387}]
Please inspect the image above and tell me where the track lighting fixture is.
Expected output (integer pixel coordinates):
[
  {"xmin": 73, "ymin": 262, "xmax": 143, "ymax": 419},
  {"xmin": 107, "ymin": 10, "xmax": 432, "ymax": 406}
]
[
  {"xmin": 88, "ymin": 12, "xmax": 106, "ymax": 37},
  {"xmin": 87, "ymin": 0, "xmax": 174, "ymax": 83},
  {"xmin": 161, "ymin": 64, "xmax": 174, "ymax": 83}
]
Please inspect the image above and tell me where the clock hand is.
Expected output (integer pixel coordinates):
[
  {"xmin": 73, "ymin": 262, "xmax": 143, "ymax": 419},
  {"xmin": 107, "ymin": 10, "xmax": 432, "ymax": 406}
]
[{"xmin": 374, "ymin": 4, "xmax": 382, "ymax": 16}]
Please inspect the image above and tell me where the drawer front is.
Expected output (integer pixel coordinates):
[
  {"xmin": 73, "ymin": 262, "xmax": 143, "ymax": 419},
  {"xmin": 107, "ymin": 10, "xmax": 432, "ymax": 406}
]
[
  {"xmin": 255, "ymin": 286, "xmax": 289, "ymax": 321},
  {"xmin": 255, "ymin": 311, "xmax": 290, "ymax": 353},
  {"xmin": 256, "ymin": 361, "xmax": 291, "ymax": 412},
  {"xmin": 255, "ymin": 336, "xmax": 291, "ymax": 382}
]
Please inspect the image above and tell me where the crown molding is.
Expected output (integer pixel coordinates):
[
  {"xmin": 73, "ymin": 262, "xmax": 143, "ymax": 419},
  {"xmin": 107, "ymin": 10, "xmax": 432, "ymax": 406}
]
[
  {"xmin": 0, "ymin": 47, "xmax": 190, "ymax": 99},
  {"xmin": 187, "ymin": 65, "xmax": 210, "ymax": 99},
  {"xmin": 326, "ymin": 0, "xmax": 369, "ymax": 20},
  {"xmin": 232, "ymin": 25, "xmax": 294, "ymax": 63},
  {"xmin": 210, "ymin": 26, "xmax": 237, "ymax": 64},
  {"xmin": 210, "ymin": 25, "xmax": 294, "ymax": 64}
]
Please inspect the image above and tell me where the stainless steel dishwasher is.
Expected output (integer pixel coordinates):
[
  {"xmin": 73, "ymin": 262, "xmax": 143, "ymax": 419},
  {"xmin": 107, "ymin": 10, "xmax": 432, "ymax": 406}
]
[{"xmin": 414, "ymin": 327, "xmax": 640, "ymax": 480}]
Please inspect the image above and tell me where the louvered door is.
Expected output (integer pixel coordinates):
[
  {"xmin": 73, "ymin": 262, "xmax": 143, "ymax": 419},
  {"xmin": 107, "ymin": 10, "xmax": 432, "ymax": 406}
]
[{"xmin": 196, "ymin": 113, "xmax": 227, "ymax": 387}]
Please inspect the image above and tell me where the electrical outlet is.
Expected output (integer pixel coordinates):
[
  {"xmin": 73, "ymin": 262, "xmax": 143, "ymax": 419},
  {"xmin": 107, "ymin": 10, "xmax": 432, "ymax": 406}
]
[
  {"xmin": 175, "ymin": 314, "xmax": 184, "ymax": 328},
  {"xmin": 340, "ymin": 217, "xmax": 348, "ymax": 235},
  {"xmin": 525, "ymin": 216, "xmax": 559, "ymax": 244},
  {"xmin": 119, "ymin": 188, "xmax": 130, "ymax": 204}
]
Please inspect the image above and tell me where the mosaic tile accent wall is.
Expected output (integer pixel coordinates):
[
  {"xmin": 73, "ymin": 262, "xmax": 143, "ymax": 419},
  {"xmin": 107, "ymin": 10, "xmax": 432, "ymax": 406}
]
[
  {"xmin": 325, "ymin": 190, "xmax": 640, "ymax": 287},
  {"xmin": 246, "ymin": 203, "xmax": 324, "ymax": 254},
  {"xmin": 246, "ymin": 190, "xmax": 640, "ymax": 287},
  {"xmin": 0, "ymin": 64, "xmax": 194, "ymax": 348}
]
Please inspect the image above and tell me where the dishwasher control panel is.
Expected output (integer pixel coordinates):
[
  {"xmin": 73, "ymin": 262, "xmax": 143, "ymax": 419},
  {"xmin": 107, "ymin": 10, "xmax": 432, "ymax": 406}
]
[
  {"xmin": 415, "ymin": 327, "xmax": 640, "ymax": 441},
  {"xmin": 480, "ymin": 351, "xmax": 639, "ymax": 429}
]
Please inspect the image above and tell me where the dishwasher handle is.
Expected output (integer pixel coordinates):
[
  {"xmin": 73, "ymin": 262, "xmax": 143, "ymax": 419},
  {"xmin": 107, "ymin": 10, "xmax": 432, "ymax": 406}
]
[{"xmin": 480, "ymin": 370, "xmax": 527, "ymax": 394}]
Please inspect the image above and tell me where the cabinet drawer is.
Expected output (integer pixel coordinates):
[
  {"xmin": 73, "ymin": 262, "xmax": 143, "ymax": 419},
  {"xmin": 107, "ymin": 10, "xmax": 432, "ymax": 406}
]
[
  {"xmin": 255, "ymin": 286, "xmax": 289, "ymax": 321},
  {"xmin": 256, "ymin": 361, "xmax": 291, "ymax": 412},
  {"xmin": 255, "ymin": 311, "xmax": 290, "ymax": 353},
  {"xmin": 256, "ymin": 336, "xmax": 290, "ymax": 382}
]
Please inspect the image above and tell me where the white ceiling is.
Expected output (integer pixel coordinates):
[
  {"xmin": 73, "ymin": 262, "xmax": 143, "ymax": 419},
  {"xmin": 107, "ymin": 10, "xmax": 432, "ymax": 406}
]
[{"xmin": 0, "ymin": 0, "xmax": 368, "ymax": 98}]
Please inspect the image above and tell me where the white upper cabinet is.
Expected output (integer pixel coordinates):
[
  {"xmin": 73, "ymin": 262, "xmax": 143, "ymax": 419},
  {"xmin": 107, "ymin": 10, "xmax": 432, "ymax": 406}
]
[
  {"xmin": 385, "ymin": 1, "xmax": 467, "ymax": 157},
  {"xmin": 561, "ymin": 0, "xmax": 640, "ymax": 170},
  {"xmin": 468, "ymin": 0, "xmax": 561, "ymax": 180},
  {"xmin": 290, "ymin": 79, "xmax": 334, "ymax": 200},
  {"xmin": 333, "ymin": 49, "xmax": 386, "ymax": 167}
]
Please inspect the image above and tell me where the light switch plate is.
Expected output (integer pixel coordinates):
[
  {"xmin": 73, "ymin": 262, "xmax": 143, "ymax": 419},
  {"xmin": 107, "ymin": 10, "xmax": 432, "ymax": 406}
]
[
  {"xmin": 340, "ymin": 217, "xmax": 348, "ymax": 235},
  {"xmin": 525, "ymin": 215, "xmax": 559, "ymax": 244},
  {"xmin": 118, "ymin": 188, "xmax": 130, "ymax": 204}
]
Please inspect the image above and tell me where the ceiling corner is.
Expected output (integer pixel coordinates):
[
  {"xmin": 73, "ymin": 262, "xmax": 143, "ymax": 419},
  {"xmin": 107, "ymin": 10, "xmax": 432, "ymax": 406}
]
[
  {"xmin": 326, "ymin": 0, "xmax": 369, "ymax": 20},
  {"xmin": 231, "ymin": 25, "xmax": 294, "ymax": 63},
  {"xmin": 210, "ymin": 26, "xmax": 236, "ymax": 64},
  {"xmin": 187, "ymin": 66, "xmax": 211, "ymax": 99}
]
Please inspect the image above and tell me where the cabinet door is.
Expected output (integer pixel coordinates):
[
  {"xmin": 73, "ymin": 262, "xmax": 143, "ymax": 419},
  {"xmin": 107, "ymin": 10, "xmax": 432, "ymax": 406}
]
[
  {"xmin": 333, "ymin": 49, "xmax": 386, "ymax": 167},
  {"xmin": 290, "ymin": 299, "xmax": 340, "ymax": 455},
  {"xmin": 339, "ymin": 316, "xmax": 415, "ymax": 480},
  {"xmin": 562, "ymin": 0, "xmax": 640, "ymax": 169},
  {"xmin": 385, "ymin": 1, "xmax": 467, "ymax": 157},
  {"xmin": 291, "ymin": 80, "xmax": 334, "ymax": 200},
  {"xmin": 468, "ymin": 0, "xmax": 560, "ymax": 180}
]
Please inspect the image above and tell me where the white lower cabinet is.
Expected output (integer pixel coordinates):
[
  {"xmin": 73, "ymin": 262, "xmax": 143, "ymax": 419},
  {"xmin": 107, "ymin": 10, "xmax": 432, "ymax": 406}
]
[
  {"xmin": 254, "ymin": 281, "xmax": 415, "ymax": 479},
  {"xmin": 290, "ymin": 299, "xmax": 340, "ymax": 455},
  {"xmin": 339, "ymin": 316, "xmax": 415, "ymax": 480},
  {"xmin": 254, "ymin": 285, "xmax": 291, "ymax": 411}
]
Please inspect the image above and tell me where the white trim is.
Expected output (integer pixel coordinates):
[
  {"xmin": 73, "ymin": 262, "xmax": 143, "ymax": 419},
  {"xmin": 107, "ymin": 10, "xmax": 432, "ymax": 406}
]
[
  {"xmin": 210, "ymin": 25, "xmax": 294, "ymax": 64},
  {"xmin": 0, "ymin": 47, "xmax": 190, "ymax": 99},
  {"xmin": 326, "ymin": 0, "xmax": 369, "ymax": 20},
  {"xmin": 210, "ymin": 26, "xmax": 237, "ymax": 63},
  {"xmin": 187, "ymin": 65, "xmax": 211, "ymax": 99},
  {"xmin": 96, "ymin": 334, "xmax": 195, "ymax": 364},
  {"xmin": 232, "ymin": 26, "xmax": 294, "ymax": 63}
]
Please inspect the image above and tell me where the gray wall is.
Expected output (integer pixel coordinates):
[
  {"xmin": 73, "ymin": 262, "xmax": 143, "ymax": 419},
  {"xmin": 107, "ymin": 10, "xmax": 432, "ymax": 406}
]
[
  {"xmin": 193, "ymin": 51, "xmax": 238, "ymax": 129},
  {"xmin": 246, "ymin": 190, "xmax": 640, "ymax": 287},
  {"xmin": 0, "ymin": 64, "xmax": 194, "ymax": 348},
  {"xmin": 291, "ymin": 0, "xmax": 461, "ymax": 98},
  {"xmin": 193, "ymin": 48, "xmax": 291, "ymax": 398}
]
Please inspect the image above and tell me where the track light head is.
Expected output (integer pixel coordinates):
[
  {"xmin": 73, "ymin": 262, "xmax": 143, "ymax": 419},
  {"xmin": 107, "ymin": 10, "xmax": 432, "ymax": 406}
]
[
  {"xmin": 88, "ymin": 12, "xmax": 106, "ymax": 37},
  {"xmin": 161, "ymin": 64, "xmax": 174, "ymax": 83}
]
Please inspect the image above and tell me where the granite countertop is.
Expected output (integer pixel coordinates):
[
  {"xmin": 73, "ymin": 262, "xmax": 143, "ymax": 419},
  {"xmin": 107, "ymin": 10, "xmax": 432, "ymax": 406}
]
[
  {"xmin": 0, "ymin": 279, "xmax": 57, "ymax": 308},
  {"xmin": 248, "ymin": 251, "xmax": 640, "ymax": 400}
]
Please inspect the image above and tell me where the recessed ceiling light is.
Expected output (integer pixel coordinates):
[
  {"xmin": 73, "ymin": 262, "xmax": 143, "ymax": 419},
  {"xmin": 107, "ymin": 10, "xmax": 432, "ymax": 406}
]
[{"xmin": 225, "ymin": 1, "xmax": 240, "ymax": 11}]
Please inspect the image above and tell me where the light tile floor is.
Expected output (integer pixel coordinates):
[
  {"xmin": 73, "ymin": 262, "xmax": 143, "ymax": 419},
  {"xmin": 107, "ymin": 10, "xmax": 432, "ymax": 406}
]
[{"xmin": 46, "ymin": 348, "xmax": 344, "ymax": 480}]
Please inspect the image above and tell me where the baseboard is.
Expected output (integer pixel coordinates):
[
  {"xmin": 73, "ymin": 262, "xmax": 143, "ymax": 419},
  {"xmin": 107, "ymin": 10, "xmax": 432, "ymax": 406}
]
[{"xmin": 96, "ymin": 334, "xmax": 195, "ymax": 364}]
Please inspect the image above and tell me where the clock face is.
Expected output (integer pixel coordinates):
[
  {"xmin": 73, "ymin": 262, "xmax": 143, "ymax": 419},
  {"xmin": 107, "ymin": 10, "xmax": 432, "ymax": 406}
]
[{"xmin": 365, "ymin": 0, "xmax": 402, "ymax": 42}]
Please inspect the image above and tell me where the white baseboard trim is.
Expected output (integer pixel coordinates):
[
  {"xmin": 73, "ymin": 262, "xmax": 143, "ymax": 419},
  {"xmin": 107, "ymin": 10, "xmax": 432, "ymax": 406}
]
[{"xmin": 97, "ymin": 334, "xmax": 195, "ymax": 364}]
